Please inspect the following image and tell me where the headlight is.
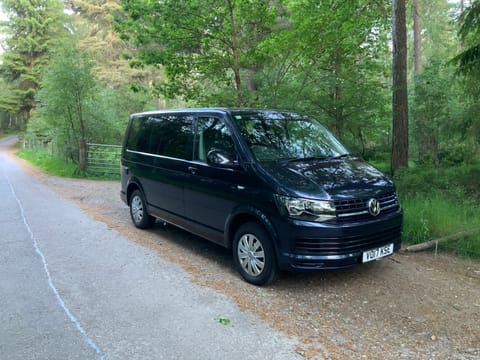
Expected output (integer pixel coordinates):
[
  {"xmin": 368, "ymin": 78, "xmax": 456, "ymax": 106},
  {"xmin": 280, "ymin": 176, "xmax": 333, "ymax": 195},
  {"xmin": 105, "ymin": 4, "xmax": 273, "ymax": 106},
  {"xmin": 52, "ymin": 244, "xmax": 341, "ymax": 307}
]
[{"xmin": 274, "ymin": 195, "xmax": 336, "ymax": 222}]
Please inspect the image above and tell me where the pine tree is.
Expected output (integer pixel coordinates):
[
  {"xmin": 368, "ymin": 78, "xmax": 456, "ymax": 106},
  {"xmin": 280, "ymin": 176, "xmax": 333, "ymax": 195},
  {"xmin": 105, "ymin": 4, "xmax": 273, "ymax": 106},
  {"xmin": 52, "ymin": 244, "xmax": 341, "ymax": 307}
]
[
  {"xmin": 391, "ymin": 0, "xmax": 409, "ymax": 174},
  {"xmin": 0, "ymin": 0, "xmax": 65, "ymax": 123}
]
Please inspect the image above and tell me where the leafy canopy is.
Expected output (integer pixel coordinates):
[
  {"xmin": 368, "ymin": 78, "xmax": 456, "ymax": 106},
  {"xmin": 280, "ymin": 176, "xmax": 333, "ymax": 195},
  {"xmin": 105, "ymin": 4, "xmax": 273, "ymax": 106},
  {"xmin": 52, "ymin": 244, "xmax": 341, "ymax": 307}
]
[{"xmin": 114, "ymin": 0, "xmax": 278, "ymax": 105}]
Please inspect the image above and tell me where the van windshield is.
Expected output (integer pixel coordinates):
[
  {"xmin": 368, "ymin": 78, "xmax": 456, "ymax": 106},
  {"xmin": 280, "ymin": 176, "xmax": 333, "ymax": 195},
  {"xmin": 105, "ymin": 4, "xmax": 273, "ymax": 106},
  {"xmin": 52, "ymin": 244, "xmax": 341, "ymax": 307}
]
[{"xmin": 232, "ymin": 111, "xmax": 349, "ymax": 162}]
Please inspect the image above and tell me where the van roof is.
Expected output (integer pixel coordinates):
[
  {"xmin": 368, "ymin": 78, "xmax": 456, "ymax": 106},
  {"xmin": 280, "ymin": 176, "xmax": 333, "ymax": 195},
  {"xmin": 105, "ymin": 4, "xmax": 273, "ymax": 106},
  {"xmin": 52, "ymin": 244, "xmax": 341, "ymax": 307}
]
[{"xmin": 130, "ymin": 108, "xmax": 300, "ymax": 118}]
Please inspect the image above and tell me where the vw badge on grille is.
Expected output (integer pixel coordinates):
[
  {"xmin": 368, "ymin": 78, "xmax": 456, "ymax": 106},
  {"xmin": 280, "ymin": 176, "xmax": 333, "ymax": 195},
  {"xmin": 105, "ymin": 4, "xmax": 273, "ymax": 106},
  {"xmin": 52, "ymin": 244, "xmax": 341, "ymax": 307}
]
[{"xmin": 368, "ymin": 198, "xmax": 380, "ymax": 216}]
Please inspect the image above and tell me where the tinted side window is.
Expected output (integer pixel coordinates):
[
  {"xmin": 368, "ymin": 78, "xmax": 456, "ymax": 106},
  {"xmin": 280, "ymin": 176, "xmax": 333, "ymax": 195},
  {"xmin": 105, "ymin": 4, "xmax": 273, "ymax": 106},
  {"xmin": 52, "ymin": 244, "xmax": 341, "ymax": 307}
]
[
  {"xmin": 150, "ymin": 114, "xmax": 193, "ymax": 159},
  {"xmin": 126, "ymin": 114, "xmax": 193, "ymax": 159},
  {"xmin": 194, "ymin": 116, "xmax": 235, "ymax": 162},
  {"xmin": 126, "ymin": 116, "xmax": 151, "ymax": 153}
]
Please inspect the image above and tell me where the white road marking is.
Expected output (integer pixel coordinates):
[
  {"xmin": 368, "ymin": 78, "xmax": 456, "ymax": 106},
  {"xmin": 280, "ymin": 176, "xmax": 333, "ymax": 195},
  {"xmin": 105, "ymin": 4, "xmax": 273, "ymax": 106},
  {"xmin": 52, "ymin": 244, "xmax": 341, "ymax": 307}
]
[{"xmin": 5, "ymin": 173, "xmax": 106, "ymax": 360}]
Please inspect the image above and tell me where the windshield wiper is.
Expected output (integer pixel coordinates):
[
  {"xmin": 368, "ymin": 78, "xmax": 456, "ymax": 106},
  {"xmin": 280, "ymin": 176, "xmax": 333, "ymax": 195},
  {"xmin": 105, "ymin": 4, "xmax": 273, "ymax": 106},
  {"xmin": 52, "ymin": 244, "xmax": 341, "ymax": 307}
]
[
  {"xmin": 281, "ymin": 156, "xmax": 328, "ymax": 163},
  {"xmin": 328, "ymin": 153, "xmax": 351, "ymax": 160}
]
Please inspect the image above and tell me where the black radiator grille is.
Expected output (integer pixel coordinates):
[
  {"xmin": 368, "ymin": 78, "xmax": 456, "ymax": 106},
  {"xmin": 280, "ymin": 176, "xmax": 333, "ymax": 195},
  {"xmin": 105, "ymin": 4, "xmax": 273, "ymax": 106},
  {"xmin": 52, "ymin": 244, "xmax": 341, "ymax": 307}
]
[
  {"xmin": 294, "ymin": 226, "xmax": 402, "ymax": 255},
  {"xmin": 334, "ymin": 192, "xmax": 400, "ymax": 222}
]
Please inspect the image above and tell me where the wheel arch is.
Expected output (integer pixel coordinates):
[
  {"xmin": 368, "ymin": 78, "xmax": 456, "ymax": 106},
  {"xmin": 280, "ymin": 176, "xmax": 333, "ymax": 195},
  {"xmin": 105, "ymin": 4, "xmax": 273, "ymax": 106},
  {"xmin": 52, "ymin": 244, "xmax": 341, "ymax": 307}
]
[
  {"xmin": 126, "ymin": 178, "xmax": 146, "ymax": 206},
  {"xmin": 225, "ymin": 206, "xmax": 279, "ymax": 252}
]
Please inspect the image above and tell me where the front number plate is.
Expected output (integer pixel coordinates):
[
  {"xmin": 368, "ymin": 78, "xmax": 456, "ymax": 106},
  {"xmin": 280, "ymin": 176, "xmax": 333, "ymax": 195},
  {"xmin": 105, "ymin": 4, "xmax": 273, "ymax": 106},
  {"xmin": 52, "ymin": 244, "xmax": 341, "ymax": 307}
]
[{"xmin": 362, "ymin": 243, "xmax": 394, "ymax": 263}]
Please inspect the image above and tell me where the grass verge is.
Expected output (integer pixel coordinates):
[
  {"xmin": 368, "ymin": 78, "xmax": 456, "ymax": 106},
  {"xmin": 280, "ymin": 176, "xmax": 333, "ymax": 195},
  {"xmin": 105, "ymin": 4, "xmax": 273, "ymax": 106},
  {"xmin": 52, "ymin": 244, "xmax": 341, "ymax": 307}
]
[
  {"xmin": 17, "ymin": 147, "xmax": 120, "ymax": 180},
  {"xmin": 401, "ymin": 195, "xmax": 480, "ymax": 257},
  {"xmin": 16, "ymin": 148, "xmax": 81, "ymax": 178},
  {"xmin": 394, "ymin": 164, "xmax": 480, "ymax": 258}
]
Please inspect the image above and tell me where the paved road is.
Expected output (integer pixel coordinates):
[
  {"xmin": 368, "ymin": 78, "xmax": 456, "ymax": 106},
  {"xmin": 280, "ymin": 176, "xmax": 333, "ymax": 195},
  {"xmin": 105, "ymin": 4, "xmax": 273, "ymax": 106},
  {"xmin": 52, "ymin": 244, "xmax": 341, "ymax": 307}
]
[{"xmin": 0, "ymin": 136, "xmax": 300, "ymax": 360}]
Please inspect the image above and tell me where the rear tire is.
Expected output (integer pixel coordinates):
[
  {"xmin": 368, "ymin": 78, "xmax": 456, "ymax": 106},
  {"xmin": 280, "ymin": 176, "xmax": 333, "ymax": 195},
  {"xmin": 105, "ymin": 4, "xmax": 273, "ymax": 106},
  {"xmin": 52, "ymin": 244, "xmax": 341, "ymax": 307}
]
[
  {"xmin": 129, "ymin": 189, "xmax": 155, "ymax": 229},
  {"xmin": 233, "ymin": 222, "xmax": 277, "ymax": 286}
]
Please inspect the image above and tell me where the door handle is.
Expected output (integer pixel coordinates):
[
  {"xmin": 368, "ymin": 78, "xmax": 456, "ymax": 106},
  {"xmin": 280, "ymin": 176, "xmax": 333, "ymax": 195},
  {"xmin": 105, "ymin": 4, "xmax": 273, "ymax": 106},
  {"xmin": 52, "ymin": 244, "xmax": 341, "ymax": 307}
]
[{"xmin": 188, "ymin": 166, "xmax": 198, "ymax": 175}]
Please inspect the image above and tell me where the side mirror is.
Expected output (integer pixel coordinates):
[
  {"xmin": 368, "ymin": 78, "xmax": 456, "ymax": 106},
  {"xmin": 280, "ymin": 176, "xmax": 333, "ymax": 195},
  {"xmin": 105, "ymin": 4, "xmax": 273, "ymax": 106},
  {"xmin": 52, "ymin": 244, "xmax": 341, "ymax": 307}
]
[{"xmin": 206, "ymin": 149, "xmax": 238, "ymax": 168}]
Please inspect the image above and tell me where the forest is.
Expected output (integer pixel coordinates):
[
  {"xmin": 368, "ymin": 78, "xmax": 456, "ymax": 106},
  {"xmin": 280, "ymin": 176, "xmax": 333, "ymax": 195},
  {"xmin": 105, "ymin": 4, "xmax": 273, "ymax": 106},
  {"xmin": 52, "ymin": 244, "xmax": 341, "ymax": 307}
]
[{"xmin": 0, "ymin": 0, "xmax": 479, "ymax": 256}]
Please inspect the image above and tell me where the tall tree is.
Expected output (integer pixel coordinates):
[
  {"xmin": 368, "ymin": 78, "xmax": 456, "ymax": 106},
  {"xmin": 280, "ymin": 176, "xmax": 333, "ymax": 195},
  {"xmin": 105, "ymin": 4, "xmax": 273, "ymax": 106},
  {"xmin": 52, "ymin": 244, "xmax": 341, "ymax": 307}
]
[
  {"xmin": 391, "ymin": 0, "xmax": 409, "ymax": 174},
  {"xmin": 454, "ymin": 0, "xmax": 480, "ymax": 158},
  {"xmin": 455, "ymin": 0, "xmax": 480, "ymax": 74},
  {"xmin": 0, "ymin": 0, "xmax": 65, "ymax": 123},
  {"xmin": 412, "ymin": 0, "xmax": 422, "ymax": 73},
  {"xmin": 114, "ymin": 0, "xmax": 278, "ymax": 106},
  {"xmin": 64, "ymin": 0, "xmax": 156, "ymax": 91},
  {"xmin": 35, "ymin": 42, "xmax": 97, "ymax": 172},
  {"xmin": 412, "ymin": 0, "xmax": 461, "ymax": 165},
  {"xmin": 411, "ymin": 0, "xmax": 426, "ymax": 163},
  {"xmin": 257, "ymin": 0, "xmax": 392, "ymax": 148}
]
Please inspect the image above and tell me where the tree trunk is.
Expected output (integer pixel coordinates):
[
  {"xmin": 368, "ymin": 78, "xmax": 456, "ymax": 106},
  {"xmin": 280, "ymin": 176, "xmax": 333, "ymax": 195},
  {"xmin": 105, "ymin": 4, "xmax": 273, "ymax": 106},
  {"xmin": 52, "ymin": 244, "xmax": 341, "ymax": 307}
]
[
  {"xmin": 226, "ymin": 0, "xmax": 244, "ymax": 107},
  {"xmin": 391, "ymin": 0, "xmax": 409, "ymax": 175},
  {"xmin": 246, "ymin": 68, "xmax": 258, "ymax": 106},
  {"xmin": 76, "ymin": 97, "xmax": 87, "ymax": 173},
  {"xmin": 334, "ymin": 47, "xmax": 344, "ymax": 137},
  {"xmin": 246, "ymin": 69, "xmax": 257, "ymax": 92},
  {"xmin": 79, "ymin": 138, "xmax": 87, "ymax": 173},
  {"xmin": 412, "ymin": 0, "xmax": 425, "ymax": 163},
  {"xmin": 404, "ymin": 227, "xmax": 480, "ymax": 252},
  {"xmin": 412, "ymin": 0, "xmax": 422, "ymax": 73}
]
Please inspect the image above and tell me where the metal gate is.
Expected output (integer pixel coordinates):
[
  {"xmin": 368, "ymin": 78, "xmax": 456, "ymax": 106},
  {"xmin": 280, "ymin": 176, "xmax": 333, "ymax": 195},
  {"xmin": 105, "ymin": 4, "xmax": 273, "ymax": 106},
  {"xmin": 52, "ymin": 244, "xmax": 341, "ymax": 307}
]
[{"xmin": 87, "ymin": 143, "xmax": 121, "ymax": 177}]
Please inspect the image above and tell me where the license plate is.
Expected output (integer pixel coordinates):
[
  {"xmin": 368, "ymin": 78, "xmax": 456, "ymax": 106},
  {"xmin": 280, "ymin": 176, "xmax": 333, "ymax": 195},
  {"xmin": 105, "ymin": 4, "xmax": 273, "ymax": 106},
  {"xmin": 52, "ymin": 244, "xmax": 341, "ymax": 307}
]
[{"xmin": 362, "ymin": 243, "xmax": 394, "ymax": 263}]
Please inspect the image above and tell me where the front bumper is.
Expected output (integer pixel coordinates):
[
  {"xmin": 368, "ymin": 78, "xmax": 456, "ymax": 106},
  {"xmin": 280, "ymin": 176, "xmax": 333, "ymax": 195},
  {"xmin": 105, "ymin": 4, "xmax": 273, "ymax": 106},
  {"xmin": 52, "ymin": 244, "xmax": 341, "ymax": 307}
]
[{"xmin": 273, "ymin": 209, "xmax": 403, "ymax": 271}]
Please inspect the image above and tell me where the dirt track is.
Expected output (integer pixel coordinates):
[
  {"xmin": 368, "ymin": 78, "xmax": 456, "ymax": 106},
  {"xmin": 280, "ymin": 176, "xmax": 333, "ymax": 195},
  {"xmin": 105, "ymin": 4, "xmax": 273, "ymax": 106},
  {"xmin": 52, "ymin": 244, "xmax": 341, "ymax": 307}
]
[{"xmin": 16, "ymin": 154, "xmax": 480, "ymax": 359}]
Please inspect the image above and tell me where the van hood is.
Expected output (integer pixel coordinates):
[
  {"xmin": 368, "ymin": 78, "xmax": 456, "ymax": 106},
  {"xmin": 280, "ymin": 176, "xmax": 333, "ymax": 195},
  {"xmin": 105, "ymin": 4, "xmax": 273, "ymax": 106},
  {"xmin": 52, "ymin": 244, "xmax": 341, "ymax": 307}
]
[{"xmin": 260, "ymin": 157, "xmax": 393, "ymax": 199}]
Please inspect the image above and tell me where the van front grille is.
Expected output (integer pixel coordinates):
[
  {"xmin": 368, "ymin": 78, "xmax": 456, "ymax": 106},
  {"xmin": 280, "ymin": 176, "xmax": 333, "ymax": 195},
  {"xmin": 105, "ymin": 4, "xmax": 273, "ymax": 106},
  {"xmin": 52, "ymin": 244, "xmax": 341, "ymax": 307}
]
[
  {"xmin": 294, "ymin": 226, "xmax": 402, "ymax": 256},
  {"xmin": 334, "ymin": 192, "xmax": 400, "ymax": 222}
]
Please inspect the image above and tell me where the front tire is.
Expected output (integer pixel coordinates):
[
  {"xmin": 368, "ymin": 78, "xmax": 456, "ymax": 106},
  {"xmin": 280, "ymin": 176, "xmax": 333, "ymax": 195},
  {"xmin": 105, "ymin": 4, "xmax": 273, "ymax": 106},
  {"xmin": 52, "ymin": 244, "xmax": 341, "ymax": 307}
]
[
  {"xmin": 129, "ymin": 189, "xmax": 155, "ymax": 229},
  {"xmin": 233, "ymin": 222, "xmax": 277, "ymax": 286}
]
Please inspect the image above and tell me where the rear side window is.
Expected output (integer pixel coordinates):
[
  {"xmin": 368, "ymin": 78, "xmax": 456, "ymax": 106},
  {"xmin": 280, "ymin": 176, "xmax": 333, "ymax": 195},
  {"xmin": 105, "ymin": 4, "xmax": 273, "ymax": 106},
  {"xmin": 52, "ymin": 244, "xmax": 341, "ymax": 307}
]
[
  {"xmin": 126, "ymin": 116, "xmax": 154, "ymax": 153},
  {"xmin": 126, "ymin": 114, "xmax": 193, "ymax": 159}
]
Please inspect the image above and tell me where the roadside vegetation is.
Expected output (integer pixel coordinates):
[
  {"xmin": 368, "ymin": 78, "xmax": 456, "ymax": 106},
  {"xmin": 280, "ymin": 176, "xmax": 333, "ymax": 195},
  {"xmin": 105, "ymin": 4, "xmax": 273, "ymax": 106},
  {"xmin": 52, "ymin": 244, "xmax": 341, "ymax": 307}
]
[
  {"xmin": 16, "ymin": 148, "xmax": 80, "ymax": 178},
  {"xmin": 1, "ymin": 0, "xmax": 479, "ymax": 258},
  {"xmin": 0, "ymin": 130, "xmax": 14, "ymax": 139},
  {"xmin": 16, "ymin": 146, "xmax": 121, "ymax": 180},
  {"xmin": 394, "ymin": 165, "xmax": 480, "ymax": 257}
]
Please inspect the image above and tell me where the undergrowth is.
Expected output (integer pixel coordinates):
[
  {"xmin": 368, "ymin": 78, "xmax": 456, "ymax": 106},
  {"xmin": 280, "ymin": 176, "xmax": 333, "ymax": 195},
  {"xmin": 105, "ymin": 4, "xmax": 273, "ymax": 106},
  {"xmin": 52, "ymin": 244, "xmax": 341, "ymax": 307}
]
[
  {"xmin": 17, "ymin": 148, "xmax": 83, "ymax": 178},
  {"xmin": 393, "ymin": 164, "xmax": 480, "ymax": 258},
  {"xmin": 16, "ymin": 148, "xmax": 119, "ymax": 180}
]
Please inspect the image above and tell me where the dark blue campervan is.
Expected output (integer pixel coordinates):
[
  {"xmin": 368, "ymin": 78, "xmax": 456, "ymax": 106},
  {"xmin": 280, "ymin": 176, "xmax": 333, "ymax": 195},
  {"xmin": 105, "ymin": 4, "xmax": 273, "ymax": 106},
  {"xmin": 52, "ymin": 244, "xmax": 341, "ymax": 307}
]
[{"xmin": 121, "ymin": 108, "xmax": 402, "ymax": 285}]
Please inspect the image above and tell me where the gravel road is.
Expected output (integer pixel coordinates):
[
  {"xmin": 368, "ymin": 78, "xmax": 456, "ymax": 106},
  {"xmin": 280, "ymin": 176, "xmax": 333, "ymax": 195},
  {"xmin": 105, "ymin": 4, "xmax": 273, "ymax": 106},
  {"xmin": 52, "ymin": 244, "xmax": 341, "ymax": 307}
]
[{"xmin": 6, "ymin": 137, "xmax": 480, "ymax": 359}]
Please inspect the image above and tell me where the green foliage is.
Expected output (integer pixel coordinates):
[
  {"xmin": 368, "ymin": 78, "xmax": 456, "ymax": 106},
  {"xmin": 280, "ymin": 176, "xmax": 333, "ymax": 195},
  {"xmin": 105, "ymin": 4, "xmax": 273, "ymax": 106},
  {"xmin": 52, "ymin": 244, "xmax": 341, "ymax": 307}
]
[
  {"xmin": 394, "ymin": 164, "xmax": 480, "ymax": 257},
  {"xmin": 0, "ymin": 0, "xmax": 66, "ymax": 122},
  {"xmin": 394, "ymin": 164, "xmax": 480, "ymax": 199},
  {"xmin": 411, "ymin": 61, "xmax": 470, "ymax": 164},
  {"xmin": 28, "ymin": 38, "xmax": 150, "ymax": 169},
  {"xmin": 401, "ymin": 195, "xmax": 479, "ymax": 242},
  {"xmin": 16, "ymin": 148, "xmax": 81, "ymax": 177},
  {"xmin": 114, "ymin": 0, "xmax": 393, "ymax": 158},
  {"xmin": 31, "ymin": 40, "xmax": 97, "ymax": 168},
  {"xmin": 454, "ymin": 0, "xmax": 480, "ymax": 74},
  {"xmin": 114, "ymin": 0, "xmax": 279, "ymax": 105},
  {"xmin": 65, "ymin": 0, "xmax": 159, "ymax": 91},
  {"xmin": 401, "ymin": 194, "xmax": 480, "ymax": 257},
  {"xmin": 408, "ymin": 0, "xmax": 480, "ymax": 168},
  {"xmin": 259, "ymin": 0, "xmax": 391, "ymax": 154},
  {"xmin": 419, "ymin": 0, "xmax": 459, "ymax": 62}
]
